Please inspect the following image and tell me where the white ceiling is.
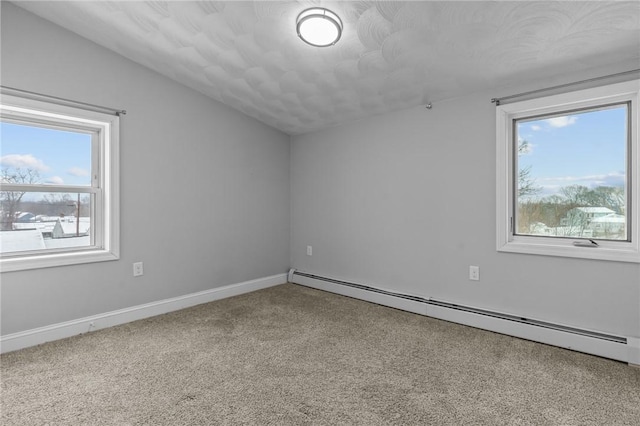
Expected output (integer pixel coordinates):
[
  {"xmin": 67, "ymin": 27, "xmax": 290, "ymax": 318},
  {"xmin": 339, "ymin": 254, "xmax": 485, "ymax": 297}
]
[{"xmin": 14, "ymin": 1, "xmax": 640, "ymax": 135}]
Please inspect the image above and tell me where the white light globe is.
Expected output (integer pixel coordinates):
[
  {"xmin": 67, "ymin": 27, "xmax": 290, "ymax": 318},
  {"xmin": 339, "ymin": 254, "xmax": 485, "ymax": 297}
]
[{"xmin": 296, "ymin": 8, "xmax": 343, "ymax": 47}]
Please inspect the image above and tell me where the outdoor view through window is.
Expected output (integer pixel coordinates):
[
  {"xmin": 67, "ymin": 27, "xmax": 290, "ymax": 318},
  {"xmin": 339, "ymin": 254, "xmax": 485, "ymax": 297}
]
[
  {"xmin": 515, "ymin": 104, "xmax": 629, "ymax": 241},
  {"xmin": 0, "ymin": 121, "xmax": 93, "ymax": 255}
]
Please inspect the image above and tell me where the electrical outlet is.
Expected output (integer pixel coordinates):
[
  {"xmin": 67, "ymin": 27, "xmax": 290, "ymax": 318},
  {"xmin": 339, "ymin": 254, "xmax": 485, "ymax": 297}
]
[
  {"xmin": 133, "ymin": 262, "xmax": 144, "ymax": 277},
  {"xmin": 469, "ymin": 265, "xmax": 480, "ymax": 281},
  {"xmin": 306, "ymin": 245, "xmax": 312, "ymax": 256}
]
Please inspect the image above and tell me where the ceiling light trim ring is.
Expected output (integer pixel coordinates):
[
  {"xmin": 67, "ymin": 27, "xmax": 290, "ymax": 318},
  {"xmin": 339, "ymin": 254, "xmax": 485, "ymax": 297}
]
[{"xmin": 296, "ymin": 7, "xmax": 343, "ymax": 47}]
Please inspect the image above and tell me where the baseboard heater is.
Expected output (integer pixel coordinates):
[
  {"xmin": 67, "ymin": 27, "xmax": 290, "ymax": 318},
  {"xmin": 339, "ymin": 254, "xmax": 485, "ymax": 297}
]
[{"xmin": 288, "ymin": 269, "xmax": 636, "ymax": 364}]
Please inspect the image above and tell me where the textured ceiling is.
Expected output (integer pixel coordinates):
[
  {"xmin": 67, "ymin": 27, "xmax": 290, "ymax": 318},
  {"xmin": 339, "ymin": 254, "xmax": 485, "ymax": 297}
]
[{"xmin": 14, "ymin": 1, "xmax": 640, "ymax": 135}]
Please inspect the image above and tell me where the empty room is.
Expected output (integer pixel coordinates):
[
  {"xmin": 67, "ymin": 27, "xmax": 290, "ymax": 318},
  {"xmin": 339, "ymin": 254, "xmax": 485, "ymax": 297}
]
[{"xmin": 1, "ymin": 1, "xmax": 639, "ymax": 424}]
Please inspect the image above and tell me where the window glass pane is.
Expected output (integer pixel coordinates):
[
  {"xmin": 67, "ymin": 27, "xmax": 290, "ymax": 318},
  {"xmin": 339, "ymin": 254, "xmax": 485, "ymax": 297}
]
[
  {"xmin": 0, "ymin": 121, "xmax": 92, "ymax": 186},
  {"xmin": 0, "ymin": 191, "xmax": 92, "ymax": 254},
  {"xmin": 515, "ymin": 104, "xmax": 628, "ymax": 241}
]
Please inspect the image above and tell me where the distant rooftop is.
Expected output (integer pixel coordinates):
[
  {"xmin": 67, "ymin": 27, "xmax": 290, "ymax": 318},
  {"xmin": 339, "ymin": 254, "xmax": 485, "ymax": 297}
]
[
  {"xmin": 571, "ymin": 207, "xmax": 615, "ymax": 214},
  {"xmin": 0, "ymin": 230, "xmax": 46, "ymax": 253}
]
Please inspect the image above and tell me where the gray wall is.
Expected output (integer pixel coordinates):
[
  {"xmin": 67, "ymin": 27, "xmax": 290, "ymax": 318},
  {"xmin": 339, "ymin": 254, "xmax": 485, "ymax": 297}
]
[
  {"xmin": 1, "ymin": 3, "xmax": 290, "ymax": 335},
  {"xmin": 291, "ymin": 85, "xmax": 640, "ymax": 339}
]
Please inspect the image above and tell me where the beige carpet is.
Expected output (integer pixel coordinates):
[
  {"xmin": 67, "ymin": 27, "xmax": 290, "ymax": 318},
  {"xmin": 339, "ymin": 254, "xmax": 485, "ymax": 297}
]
[{"xmin": 1, "ymin": 283, "xmax": 639, "ymax": 425}]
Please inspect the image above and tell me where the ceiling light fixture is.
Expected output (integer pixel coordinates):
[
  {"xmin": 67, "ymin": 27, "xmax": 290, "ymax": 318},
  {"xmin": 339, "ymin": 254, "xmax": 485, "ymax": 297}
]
[{"xmin": 296, "ymin": 7, "xmax": 343, "ymax": 47}]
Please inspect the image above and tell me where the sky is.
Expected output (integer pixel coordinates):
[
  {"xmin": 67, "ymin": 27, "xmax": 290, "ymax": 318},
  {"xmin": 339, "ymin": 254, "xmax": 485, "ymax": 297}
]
[
  {"xmin": 0, "ymin": 122, "xmax": 92, "ymax": 187},
  {"xmin": 516, "ymin": 103, "xmax": 628, "ymax": 199}
]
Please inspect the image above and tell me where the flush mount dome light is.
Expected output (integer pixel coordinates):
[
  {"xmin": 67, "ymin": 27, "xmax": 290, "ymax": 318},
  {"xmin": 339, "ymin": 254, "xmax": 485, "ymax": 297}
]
[{"xmin": 296, "ymin": 7, "xmax": 343, "ymax": 47}]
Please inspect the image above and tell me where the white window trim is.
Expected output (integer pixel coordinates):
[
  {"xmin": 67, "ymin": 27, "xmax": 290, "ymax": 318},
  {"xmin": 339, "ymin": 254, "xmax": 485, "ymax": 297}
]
[
  {"xmin": 0, "ymin": 94, "xmax": 120, "ymax": 272},
  {"xmin": 496, "ymin": 80, "xmax": 640, "ymax": 263}
]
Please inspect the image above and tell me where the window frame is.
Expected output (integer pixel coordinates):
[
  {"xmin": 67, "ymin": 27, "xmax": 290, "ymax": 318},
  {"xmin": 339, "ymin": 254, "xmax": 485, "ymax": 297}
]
[
  {"xmin": 496, "ymin": 80, "xmax": 639, "ymax": 263},
  {"xmin": 0, "ymin": 94, "xmax": 120, "ymax": 272}
]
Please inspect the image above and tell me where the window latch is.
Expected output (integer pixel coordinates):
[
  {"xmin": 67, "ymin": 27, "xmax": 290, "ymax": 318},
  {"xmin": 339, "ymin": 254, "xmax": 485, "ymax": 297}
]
[{"xmin": 573, "ymin": 239, "xmax": 599, "ymax": 248}]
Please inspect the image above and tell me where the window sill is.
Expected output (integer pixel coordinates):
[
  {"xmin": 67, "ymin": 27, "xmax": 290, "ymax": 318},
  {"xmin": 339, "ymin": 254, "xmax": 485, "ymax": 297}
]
[
  {"xmin": 498, "ymin": 238, "xmax": 640, "ymax": 263},
  {"xmin": 1, "ymin": 249, "xmax": 119, "ymax": 272}
]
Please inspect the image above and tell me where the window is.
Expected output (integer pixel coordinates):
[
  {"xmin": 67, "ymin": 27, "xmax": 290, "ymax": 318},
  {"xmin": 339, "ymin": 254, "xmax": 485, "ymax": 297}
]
[
  {"xmin": 0, "ymin": 94, "xmax": 119, "ymax": 271},
  {"xmin": 496, "ymin": 80, "xmax": 639, "ymax": 262}
]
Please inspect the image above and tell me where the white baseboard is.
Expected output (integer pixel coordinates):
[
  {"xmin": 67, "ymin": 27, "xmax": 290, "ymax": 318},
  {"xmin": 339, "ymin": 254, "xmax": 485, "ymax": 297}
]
[
  {"xmin": 425, "ymin": 304, "xmax": 630, "ymax": 363},
  {"xmin": 293, "ymin": 273, "xmax": 427, "ymax": 316},
  {"xmin": 0, "ymin": 273, "xmax": 287, "ymax": 354},
  {"xmin": 628, "ymin": 337, "xmax": 640, "ymax": 366},
  {"xmin": 291, "ymin": 271, "xmax": 637, "ymax": 364}
]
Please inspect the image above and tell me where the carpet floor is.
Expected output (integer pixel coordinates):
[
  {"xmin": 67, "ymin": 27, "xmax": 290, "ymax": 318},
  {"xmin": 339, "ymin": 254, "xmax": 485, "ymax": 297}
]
[{"xmin": 1, "ymin": 283, "xmax": 639, "ymax": 425}]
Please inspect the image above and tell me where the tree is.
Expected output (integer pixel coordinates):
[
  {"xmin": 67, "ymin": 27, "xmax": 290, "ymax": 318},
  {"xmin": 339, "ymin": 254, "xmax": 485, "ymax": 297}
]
[
  {"xmin": 517, "ymin": 140, "xmax": 541, "ymax": 199},
  {"xmin": 517, "ymin": 200, "xmax": 543, "ymax": 234},
  {"xmin": 559, "ymin": 185, "xmax": 625, "ymax": 213},
  {"xmin": 559, "ymin": 185, "xmax": 591, "ymax": 207},
  {"xmin": 0, "ymin": 167, "xmax": 40, "ymax": 230},
  {"xmin": 589, "ymin": 186, "xmax": 625, "ymax": 215},
  {"xmin": 42, "ymin": 193, "xmax": 74, "ymax": 216},
  {"xmin": 515, "ymin": 140, "xmax": 544, "ymax": 232},
  {"xmin": 538, "ymin": 195, "xmax": 573, "ymax": 228}
]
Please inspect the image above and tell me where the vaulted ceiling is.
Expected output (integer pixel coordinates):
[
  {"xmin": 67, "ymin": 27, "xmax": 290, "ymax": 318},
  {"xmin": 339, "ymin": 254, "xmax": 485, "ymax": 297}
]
[{"xmin": 14, "ymin": 1, "xmax": 640, "ymax": 135}]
